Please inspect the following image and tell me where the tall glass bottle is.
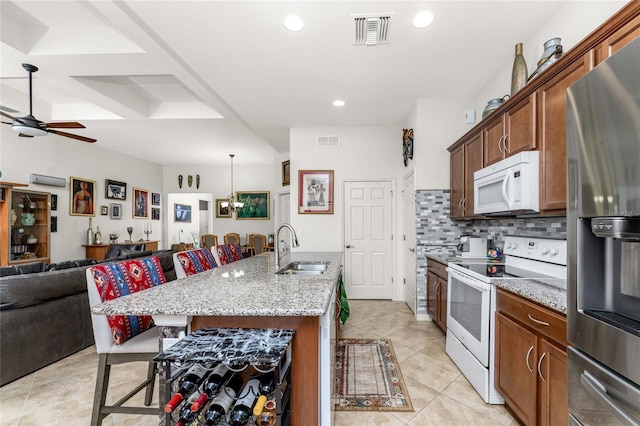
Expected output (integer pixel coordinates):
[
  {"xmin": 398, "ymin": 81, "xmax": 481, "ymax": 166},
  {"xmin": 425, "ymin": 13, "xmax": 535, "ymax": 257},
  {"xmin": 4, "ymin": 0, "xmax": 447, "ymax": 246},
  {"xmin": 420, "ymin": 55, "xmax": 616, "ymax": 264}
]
[
  {"xmin": 511, "ymin": 42, "xmax": 528, "ymax": 95},
  {"xmin": 86, "ymin": 218, "xmax": 94, "ymax": 245}
]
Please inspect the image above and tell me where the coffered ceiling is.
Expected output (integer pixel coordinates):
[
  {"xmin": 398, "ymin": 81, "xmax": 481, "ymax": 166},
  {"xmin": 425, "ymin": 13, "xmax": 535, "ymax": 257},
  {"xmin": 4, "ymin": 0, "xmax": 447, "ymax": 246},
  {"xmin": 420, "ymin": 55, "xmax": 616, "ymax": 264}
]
[{"xmin": 0, "ymin": 1, "xmax": 567, "ymax": 166}]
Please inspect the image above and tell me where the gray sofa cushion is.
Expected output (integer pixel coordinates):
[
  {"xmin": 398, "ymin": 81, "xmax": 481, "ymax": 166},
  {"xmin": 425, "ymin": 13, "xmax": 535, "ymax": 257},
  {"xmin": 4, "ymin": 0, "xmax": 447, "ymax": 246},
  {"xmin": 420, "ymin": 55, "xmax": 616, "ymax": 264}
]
[
  {"xmin": 0, "ymin": 266, "xmax": 89, "ymax": 310},
  {"xmin": 0, "ymin": 262, "xmax": 47, "ymax": 277}
]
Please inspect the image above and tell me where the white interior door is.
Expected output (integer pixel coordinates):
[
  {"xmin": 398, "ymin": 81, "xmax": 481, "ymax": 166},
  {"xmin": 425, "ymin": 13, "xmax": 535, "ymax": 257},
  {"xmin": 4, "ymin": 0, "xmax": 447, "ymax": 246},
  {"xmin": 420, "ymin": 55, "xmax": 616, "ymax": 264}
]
[
  {"xmin": 403, "ymin": 172, "xmax": 416, "ymax": 313},
  {"xmin": 343, "ymin": 180, "xmax": 393, "ymax": 299}
]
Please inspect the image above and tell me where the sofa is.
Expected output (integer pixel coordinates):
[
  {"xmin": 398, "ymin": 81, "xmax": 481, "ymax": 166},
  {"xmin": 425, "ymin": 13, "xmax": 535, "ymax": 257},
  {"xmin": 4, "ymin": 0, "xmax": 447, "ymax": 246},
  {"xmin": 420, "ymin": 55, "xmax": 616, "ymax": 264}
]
[{"xmin": 0, "ymin": 249, "xmax": 176, "ymax": 386}]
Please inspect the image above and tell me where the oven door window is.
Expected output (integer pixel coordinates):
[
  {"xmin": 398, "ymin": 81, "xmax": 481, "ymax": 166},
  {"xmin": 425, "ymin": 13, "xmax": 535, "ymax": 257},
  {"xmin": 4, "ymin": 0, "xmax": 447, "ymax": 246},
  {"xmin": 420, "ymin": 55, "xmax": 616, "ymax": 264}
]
[{"xmin": 448, "ymin": 272, "xmax": 491, "ymax": 366}]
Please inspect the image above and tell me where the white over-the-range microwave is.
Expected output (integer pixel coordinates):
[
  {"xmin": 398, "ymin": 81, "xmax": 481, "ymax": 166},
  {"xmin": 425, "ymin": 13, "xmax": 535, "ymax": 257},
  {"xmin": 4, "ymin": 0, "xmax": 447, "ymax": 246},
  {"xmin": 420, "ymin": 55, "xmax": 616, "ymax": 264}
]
[{"xmin": 473, "ymin": 151, "xmax": 539, "ymax": 215}]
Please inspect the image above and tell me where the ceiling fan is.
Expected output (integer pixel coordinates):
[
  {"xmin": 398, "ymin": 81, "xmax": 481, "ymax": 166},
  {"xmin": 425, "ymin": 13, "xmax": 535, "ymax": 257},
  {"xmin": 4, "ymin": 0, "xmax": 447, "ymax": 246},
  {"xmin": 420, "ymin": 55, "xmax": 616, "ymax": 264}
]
[{"xmin": 0, "ymin": 64, "xmax": 96, "ymax": 143}]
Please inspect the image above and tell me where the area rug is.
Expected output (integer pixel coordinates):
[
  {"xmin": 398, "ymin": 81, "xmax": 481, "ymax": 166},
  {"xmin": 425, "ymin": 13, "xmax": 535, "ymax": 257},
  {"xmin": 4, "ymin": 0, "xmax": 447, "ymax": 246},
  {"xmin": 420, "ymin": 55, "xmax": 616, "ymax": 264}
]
[{"xmin": 334, "ymin": 338, "xmax": 413, "ymax": 411}]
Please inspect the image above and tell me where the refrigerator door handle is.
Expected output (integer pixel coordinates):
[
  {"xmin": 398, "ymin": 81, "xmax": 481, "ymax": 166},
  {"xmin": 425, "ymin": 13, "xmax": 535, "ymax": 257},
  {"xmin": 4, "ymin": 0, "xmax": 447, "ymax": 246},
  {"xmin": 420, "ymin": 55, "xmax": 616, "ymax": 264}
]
[{"xmin": 580, "ymin": 371, "xmax": 640, "ymax": 426}]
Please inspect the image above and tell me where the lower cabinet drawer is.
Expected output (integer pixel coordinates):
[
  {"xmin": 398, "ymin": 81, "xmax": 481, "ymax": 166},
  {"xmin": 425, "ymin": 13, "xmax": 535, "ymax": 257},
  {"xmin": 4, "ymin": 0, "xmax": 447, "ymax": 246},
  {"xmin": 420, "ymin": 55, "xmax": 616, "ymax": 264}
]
[{"xmin": 496, "ymin": 289, "xmax": 567, "ymax": 347}]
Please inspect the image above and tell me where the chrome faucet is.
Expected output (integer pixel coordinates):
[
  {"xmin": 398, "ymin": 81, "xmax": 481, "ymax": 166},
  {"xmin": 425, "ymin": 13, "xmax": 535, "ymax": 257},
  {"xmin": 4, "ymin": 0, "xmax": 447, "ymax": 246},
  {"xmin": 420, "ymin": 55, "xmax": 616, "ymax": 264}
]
[{"xmin": 274, "ymin": 223, "xmax": 299, "ymax": 269}]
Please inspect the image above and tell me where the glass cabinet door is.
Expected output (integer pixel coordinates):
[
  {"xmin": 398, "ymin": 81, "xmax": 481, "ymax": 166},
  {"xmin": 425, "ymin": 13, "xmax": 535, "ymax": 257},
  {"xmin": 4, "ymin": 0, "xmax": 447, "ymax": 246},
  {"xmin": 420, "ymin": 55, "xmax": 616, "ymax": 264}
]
[{"xmin": 8, "ymin": 189, "xmax": 51, "ymax": 264}]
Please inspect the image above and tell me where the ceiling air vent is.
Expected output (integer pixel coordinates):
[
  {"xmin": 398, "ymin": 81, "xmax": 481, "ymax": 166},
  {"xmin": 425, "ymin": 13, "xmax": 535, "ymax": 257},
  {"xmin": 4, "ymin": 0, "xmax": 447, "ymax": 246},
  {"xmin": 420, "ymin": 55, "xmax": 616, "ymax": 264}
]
[
  {"xmin": 353, "ymin": 13, "xmax": 394, "ymax": 46},
  {"xmin": 317, "ymin": 136, "xmax": 340, "ymax": 147}
]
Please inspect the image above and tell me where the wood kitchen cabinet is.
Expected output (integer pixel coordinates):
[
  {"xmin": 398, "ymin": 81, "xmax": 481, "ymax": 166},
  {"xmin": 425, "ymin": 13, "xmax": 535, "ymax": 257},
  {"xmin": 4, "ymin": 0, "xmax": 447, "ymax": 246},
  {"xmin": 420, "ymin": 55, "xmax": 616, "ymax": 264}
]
[
  {"xmin": 537, "ymin": 54, "xmax": 591, "ymax": 213},
  {"xmin": 483, "ymin": 94, "xmax": 536, "ymax": 167},
  {"xmin": 426, "ymin": 258, "xmax": 448, "ymax": 333},
  {"xmin": 495, "ymin": 288, "xmax": 567, "ymax": 426},
  {"xmin": 449, "ymin": 131, "xmax": 483, "ymax": 219}
]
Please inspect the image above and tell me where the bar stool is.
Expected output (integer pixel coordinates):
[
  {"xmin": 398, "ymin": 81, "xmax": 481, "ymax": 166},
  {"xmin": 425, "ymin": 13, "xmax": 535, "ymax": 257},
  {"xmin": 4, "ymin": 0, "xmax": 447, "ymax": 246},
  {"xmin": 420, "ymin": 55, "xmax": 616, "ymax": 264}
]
[
  {"xmin": 86, "ymin": 257, "xmax": 167, "ymax": 426},
  {"xmin": 214, "ymin": 243, "xmax": 244, "ymax": 265},
  {"xmin": 173, "ymin": 247, "xmax": 219, "ymax": 278}
]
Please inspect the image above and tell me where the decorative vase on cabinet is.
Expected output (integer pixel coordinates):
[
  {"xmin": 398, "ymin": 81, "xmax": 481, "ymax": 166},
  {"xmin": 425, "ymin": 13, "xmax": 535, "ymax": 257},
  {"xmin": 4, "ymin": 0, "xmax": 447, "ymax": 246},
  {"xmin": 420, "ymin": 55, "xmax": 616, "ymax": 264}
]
[{"xmin": 511, "ymin": 42, "xmax": 528, "ymax": 95}]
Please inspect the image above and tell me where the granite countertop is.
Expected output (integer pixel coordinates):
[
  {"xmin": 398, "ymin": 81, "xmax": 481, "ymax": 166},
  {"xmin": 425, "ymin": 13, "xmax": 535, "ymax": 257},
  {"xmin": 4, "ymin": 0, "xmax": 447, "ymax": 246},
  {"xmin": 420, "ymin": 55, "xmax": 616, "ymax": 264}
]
[
  {"xmin": 492, "ymin": 278, "xmax": 567, "ymax": 314},
  {"xmin": 426, "ymin": 254, "xmax": 459, "ymax": 264},
  {"xmin": 91, "ymin": 251, "xmax": 343, "ymax": 317}
]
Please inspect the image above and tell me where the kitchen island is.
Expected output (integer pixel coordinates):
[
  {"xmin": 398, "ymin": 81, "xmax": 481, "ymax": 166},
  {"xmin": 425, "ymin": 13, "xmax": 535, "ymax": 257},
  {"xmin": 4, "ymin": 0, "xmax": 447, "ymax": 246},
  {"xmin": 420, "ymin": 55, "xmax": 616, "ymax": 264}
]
[{"xmin": 91, "ymin": 251, "xmax": 343, "ymax": 426}]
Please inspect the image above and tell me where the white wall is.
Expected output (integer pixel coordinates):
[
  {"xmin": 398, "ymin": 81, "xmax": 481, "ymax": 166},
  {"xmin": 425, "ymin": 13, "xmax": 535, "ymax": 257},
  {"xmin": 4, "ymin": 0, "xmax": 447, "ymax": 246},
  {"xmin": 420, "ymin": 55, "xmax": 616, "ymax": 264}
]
[
  {"xmin": 1, "ymin": 126, "xmax": 163, "ymax": 262},
  {"xmin": 162, "ymin": 163, "xmax": 275, "ymax": 246}
]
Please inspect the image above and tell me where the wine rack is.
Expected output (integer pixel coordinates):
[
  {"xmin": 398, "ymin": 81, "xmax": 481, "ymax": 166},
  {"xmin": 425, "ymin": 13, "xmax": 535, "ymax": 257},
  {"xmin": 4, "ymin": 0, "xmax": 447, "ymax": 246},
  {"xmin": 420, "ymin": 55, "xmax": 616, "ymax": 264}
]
[{"xmin": 154, "ymin": 327, "xmax": 294, "ymax": 426}]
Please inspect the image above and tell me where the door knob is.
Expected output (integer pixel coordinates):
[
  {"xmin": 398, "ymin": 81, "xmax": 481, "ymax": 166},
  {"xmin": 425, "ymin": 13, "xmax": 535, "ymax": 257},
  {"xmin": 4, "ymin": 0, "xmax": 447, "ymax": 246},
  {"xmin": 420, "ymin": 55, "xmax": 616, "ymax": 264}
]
[
  {"xmin": 409, "ymin": 248, "xmax": 415, "ymax": 252},
  {"xmin": 346, "ymin": 245, "xmax": 353, "ymax": 249}
]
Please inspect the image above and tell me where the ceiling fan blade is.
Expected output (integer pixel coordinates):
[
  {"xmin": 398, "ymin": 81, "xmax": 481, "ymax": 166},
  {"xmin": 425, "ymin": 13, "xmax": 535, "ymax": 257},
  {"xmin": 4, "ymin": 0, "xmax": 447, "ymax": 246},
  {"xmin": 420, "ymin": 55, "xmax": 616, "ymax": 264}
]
[
  {"xmin": 47, "ymin": 129, "xmax": 96, "ymax": 143},
  {"xmin": 1, "ymin": 111, "xmax": 16, "ymax": 121},
  {"xmin": 45, "ymin": 121, "xmax": 86, "ymax": 129},
  {"xmin": 19, "ymin": 133, "xmax": 34, "ymax": 138},
  {"xmin": 2, "ymin": 121, "xmax": 13, "ymax": 125}
]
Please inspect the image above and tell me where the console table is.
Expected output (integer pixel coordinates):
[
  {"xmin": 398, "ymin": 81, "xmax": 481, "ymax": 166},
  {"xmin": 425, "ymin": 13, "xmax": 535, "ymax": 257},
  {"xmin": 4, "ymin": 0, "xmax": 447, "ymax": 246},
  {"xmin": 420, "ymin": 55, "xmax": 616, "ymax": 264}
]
[{"xmin": 82, "ymin": 240, "xmax": 159, "ymax": 260}]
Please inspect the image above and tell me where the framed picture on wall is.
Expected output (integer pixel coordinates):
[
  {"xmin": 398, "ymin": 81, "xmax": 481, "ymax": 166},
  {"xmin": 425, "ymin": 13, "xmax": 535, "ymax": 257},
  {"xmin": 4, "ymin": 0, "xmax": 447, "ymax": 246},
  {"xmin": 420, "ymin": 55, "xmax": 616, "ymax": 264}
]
[
  {"xmin": 69, "ymin": 176, "xmax": 96, "ymax": 216},
  {"xmin": 235, "ymin": 191, "xmax": 270, "ymax": 220},
  {"xmin": 105, "ymin": 179, "xmax": 127, "ymax": 200},
  {"xmin": 110, "ymin": 203, "xmax": 123, "ymax": 219},
  {"xmin": 216, "ymin": 199, "xmax": 231, "ymax": 218},
  {"xmin": 282, "ymin": 160, "xmax": 290, "ymax": 186},
  {"xmin": 298, "ymin": 170, "xmax": 333, "ymax": 214},
  {"xmin": 133, "ymin": 188, "xmax": 149, "ymax": 219},
  {"xmin": 152, "ymin": 193, "xmax": 161, "ymax": 206},
  {"xmin": 151, "ymin": 207, "xmax": 160, "ymax": 220},
  {"xmin": 174, "ymin": 203, "xmax": 192, "ymax": 222}
]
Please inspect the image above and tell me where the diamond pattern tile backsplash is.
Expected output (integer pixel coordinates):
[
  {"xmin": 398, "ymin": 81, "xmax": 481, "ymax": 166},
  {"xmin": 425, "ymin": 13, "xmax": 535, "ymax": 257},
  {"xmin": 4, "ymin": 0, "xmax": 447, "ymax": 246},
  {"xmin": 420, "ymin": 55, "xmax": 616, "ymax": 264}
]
[{"xmin": 414, "ymin": 189, "xmax": 566, "ymax": 316}]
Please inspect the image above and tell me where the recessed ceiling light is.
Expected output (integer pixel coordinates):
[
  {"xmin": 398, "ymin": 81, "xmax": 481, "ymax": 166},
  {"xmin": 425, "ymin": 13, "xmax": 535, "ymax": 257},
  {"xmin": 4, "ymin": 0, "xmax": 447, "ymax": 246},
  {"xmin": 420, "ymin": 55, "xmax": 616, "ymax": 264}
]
[
  {"xmin": 413, "ymin": 11, "xmax": 434, "ymax": 29},
  {"xmin": 333, "ymin": 100, "xmax": 345, "ymax": 107},
  {"xmin": 284, "ymin": 14, "xmax": 304, "ymax": 32}
]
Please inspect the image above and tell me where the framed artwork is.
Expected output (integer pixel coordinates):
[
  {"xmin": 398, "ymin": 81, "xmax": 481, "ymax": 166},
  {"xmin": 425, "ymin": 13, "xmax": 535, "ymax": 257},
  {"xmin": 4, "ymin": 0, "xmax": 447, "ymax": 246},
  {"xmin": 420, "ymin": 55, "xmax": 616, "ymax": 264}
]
[
  {"xmin": 282, "ymin": 160, "xmax": 290, "ymax": 186},
  {"xmin": 174, "ymin": 203, "xmax": 192, "ymax": 222},
  {"xmin": 100, "ymin": 205, "xmax": 108, "ymax": 216},
  {"xmin": 51, "ymin": 216, "xmax": 57, "ymax": 233},
  {"xmin": 216, "ymin": 198, "xmax": 231, "ymax": 218},
  {"xmin": 236, "ymin": 191, "xmax": 270, "ymax": 220},
  {"xmin": 50, "ymin": 194, "xmax": 57, "ymax": 211},
  {"xmin": 110, "ymin": 203, "xmax": 123, "ymax": 219},
  {"xmin": 152, "ymin": 192, "xmax": 161, "ymax": 206},
  {"xmin": 70, "ymin": 176, "xmax": 96, "ymax": 216},
  {"xmin": 133, "ymin": 188, "xmax": 149, "ymax": 219},
  {"xmin": 402, "ymin": 128, "xmax": 414, "ymax": 166},
  {"xmin": 151, "ymin": 207, "xmax": 160, "ymax": 220},
  {"xmin": 298, "ymin": 170, "xmax": 334, "ymax": 214},
  {"xmin": 105, "ymin": 179, "xmax": 127, "ymax": 200}
]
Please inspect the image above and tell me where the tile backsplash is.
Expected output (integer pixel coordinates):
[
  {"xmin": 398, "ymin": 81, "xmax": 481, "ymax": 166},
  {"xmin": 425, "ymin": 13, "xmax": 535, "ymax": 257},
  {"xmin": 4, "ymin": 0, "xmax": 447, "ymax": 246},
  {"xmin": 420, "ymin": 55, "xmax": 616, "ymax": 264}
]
[{"xmin": 414, "ymin": 189, "xmax": 567, "ymax": 316}]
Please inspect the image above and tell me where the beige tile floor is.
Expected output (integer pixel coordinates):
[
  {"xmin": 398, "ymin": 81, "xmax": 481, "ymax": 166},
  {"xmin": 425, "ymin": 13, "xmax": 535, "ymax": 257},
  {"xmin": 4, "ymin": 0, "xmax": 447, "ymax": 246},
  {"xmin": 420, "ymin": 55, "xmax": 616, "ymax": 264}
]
[{"xmin": 0, "ymin": 300, "xmax": 515, "ymax": 425}]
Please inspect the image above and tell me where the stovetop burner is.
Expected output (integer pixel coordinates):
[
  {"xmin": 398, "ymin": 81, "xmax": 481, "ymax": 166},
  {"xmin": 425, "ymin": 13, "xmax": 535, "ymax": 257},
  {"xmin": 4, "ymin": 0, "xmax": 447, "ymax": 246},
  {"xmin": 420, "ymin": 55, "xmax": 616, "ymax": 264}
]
[{"xmin": 452, "ymin": 262, "xmax": 559, "ymax": 280}]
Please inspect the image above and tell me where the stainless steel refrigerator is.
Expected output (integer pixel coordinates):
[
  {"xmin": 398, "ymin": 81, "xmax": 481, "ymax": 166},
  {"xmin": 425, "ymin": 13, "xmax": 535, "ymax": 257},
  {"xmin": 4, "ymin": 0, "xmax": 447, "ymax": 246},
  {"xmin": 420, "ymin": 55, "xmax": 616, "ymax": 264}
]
[{"xmin": 566, "ymin": 37, "xmax": 640, "ymax": 425}]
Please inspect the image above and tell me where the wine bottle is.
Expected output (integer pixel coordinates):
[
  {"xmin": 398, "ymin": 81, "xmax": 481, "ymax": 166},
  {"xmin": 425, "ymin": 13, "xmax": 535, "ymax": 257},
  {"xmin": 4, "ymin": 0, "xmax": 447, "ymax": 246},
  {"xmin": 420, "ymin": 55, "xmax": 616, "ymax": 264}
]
[
  {"xmin": 86, "ymin": 218, "xmax": 94, "ymax": 245},
  {"xmin": 174, "ymin": 391, "xmax": 203, "ymax": 426},
  {"xmin": 190, "ymin": 364, "xmax": 233, "ymax": 412},
  {"xmin": 228, "ymin": 378, "xmax": 260, "ymax": 426},
  {"xmin": 202, "ymin": 374, "xmax": 244, "ymax": 425},
  {"xmin": 252, "ymin": 371, "xmax": 277, "ymax": 416},
  {"xmin": 164, "ymin": 363, "xmax": 212, "ymax": 413}
]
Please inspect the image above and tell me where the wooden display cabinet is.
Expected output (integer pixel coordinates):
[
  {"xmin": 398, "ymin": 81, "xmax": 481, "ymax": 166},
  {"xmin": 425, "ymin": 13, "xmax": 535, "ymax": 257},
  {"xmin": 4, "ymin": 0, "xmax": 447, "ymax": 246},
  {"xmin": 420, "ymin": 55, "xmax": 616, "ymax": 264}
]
[{"xmin": 1, "ymin": 188, "xmax": 51, "ymax": 266}]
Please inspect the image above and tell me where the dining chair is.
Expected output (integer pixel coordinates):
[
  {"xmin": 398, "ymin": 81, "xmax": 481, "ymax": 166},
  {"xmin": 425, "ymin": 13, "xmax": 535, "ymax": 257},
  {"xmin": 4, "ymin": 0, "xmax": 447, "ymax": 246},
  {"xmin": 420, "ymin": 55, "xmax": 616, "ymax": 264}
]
[
  {"xmin": 173, "ymin": 247, "xmax": 218, "ymax": 278},
  {"xmin": 86, "ymin": 256, "xmax": 167, "ymax": 426},
  {"xmin": 249, "ymin": 234, "xmax": 268, "ymax": 255},
  {"xmin": 200, "ymin": 234, "xmax": 218, "ymax": 248},
  {"xmin": 214, "ymin": 243, "xmax": 244, "ymax": 265},
  {"xmin": 223, "ymin": 233, "xmax": 241, "ymax": 245}
]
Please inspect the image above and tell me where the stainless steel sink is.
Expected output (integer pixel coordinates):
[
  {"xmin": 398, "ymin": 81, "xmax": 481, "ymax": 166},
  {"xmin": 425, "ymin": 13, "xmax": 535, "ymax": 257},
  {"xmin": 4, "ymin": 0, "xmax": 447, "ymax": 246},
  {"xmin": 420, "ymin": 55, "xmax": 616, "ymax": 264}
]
[{"xmin": 276, "ymin": 261, "xmax": 329, "ymax": 275}]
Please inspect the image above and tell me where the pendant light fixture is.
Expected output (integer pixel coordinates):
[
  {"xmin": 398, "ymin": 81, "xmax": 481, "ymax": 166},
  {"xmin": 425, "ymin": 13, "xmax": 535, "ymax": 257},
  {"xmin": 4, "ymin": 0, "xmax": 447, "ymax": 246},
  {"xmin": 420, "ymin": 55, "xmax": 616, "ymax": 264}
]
[{"xmin": 221, "ymin": 154, "xmax": 244, "ymax": 212}]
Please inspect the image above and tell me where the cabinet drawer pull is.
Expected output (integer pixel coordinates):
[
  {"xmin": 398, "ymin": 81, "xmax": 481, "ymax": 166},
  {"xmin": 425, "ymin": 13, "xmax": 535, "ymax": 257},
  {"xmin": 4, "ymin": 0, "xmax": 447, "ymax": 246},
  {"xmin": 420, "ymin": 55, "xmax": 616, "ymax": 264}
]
[
  {"xmin": 502, "ymin": 134, "xmax": 510, "ymax": 153},
  {"xmin": 537, "ymin": 352, "xmax": 546, "ymax": 382},
  {"xmin": 525, "ymin": 346, "xmax": 534, "ymax": 373},
  {"xmin": 498, "ymin": 135, "xmax": 505, "ymax": 153},
  {"xmin": 528, "ymin": 314, "xmax": 549, "ymax": 327}
]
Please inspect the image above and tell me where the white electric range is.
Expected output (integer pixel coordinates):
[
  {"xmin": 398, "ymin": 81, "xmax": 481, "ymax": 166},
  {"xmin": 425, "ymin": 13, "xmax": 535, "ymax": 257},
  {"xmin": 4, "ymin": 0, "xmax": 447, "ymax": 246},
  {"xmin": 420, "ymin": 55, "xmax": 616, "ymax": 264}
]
[{"xmin": 445, "ymin": 235, "xmax": 567, "ymax": 404}]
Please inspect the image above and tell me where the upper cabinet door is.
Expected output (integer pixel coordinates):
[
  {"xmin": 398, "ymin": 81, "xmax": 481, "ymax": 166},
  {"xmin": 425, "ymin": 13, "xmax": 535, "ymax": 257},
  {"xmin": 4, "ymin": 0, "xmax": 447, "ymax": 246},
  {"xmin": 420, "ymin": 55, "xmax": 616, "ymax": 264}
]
[
  {"xmin": 594, "ymin": 10, "xmax": 640, "ymax": 64},
  {"xmin": 537, "ymin": 53, "xmax": 592, "ymax": 213},
  {"xmin": 464, "ymin": 133, "xmax": 483, "ymax": 218},
  {"xmin": 449, "ymin": 145, "xmax": 465, "ymax": 219},
  {"xmin": 505, "ymin": 94, "xmax": 536, "ymax": 157},
  {"xmin": 482, "ymin": 115, "xmax": 505, "ymax": 167}
]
